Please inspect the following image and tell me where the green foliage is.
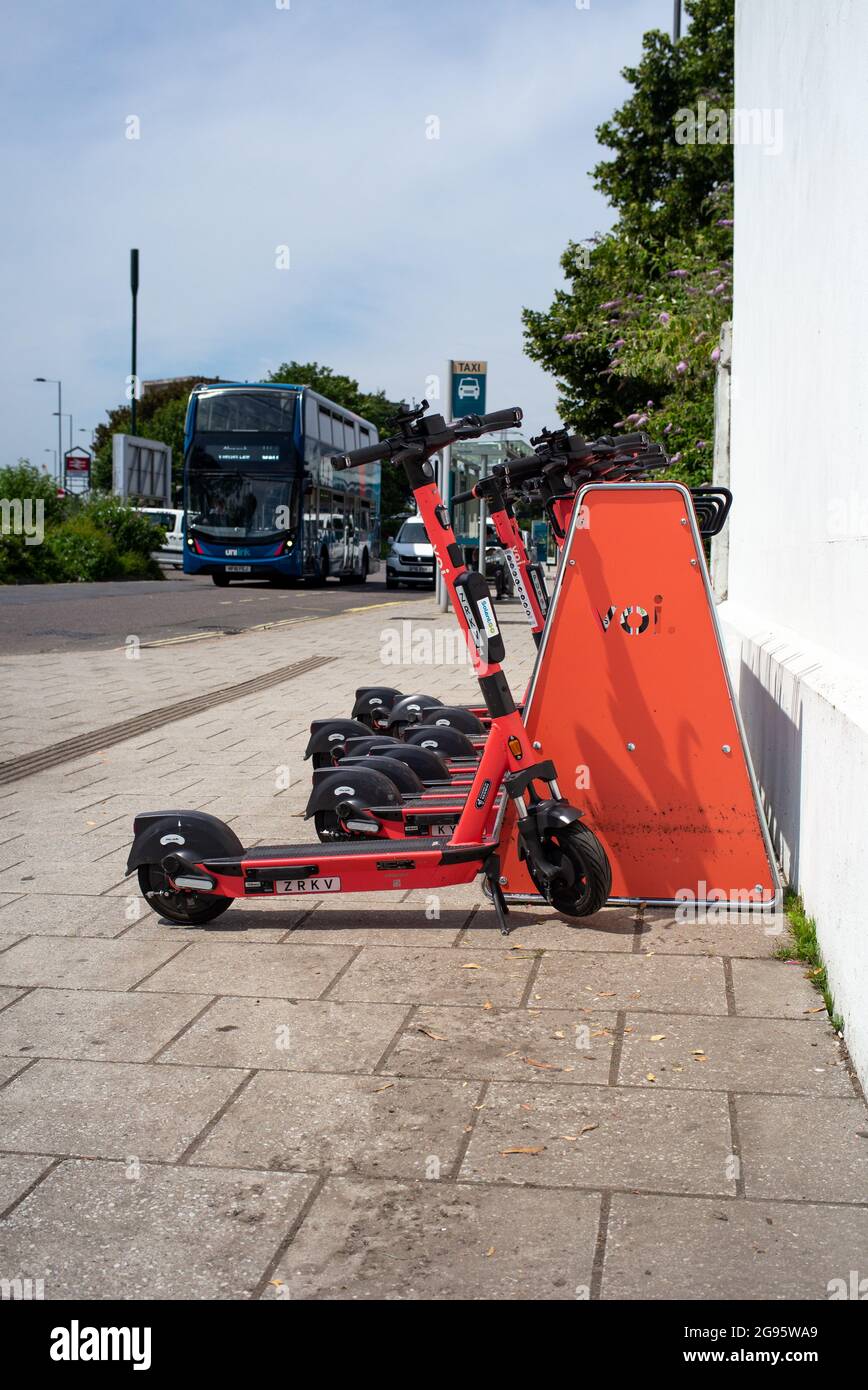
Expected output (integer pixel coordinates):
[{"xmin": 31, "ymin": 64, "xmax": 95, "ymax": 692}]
[
  {"xmin": 44, "ymin": 516, "xmax": 121, "ymax": 583},
  {"xmin": 0, "ymin": 462, "xmax": 162, "ymax": 584},
  {"xmin": 0, "ymin": 461, "xmax": 66, "ymax": 523},
  {"xmin": 522, "ymin": 0, "xmax": 734, "ymax": 482},
  {"xmin": 80, "ymin": 494, "xmax": 165, "ymax": 557},
  {"xmin": 777, "ymin": 889, "xmax": 843, "ymax": 1033},
  {"xmin": 267, "ymin": 360, "xmax": 410, "ymax": 524},
  {"xmin": 91, "ymin": 377, "xmax": 219, "ymax": 494}
]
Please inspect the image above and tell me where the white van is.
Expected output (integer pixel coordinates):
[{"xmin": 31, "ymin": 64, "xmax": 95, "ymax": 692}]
[{"xmin": 135, "ymin": 507, "xmax": 185, "ymax": 569}]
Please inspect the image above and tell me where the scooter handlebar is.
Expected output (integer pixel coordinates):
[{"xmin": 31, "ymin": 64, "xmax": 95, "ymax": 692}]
[
  {"xmin": 332, "ymin": 440, "xmax": 392, "ymax": 470},
  {"xmin": 334, "ymin": 406, "xmax": 523, "ymax": 470}
]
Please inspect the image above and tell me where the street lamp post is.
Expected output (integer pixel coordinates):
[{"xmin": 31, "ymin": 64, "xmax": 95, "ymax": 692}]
[
  {"xmin": 673, "ymin": 0, "xmax": 681, "ymax": 41},
  {"xmin": 130, "ymin": 249, "xmax": 140, "ymax": 437},
  {"xmin": 34, "ymin": 377, "xmax": 62, "ymax": 484}
]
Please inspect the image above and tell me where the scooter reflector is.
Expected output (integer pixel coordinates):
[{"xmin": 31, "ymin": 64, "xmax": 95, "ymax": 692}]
[{"xmin": 498, "ymin": 483, "xmax": 779, "ymax": 907}]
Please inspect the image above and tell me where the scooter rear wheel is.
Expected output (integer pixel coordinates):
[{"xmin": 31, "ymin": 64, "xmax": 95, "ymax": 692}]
[
  {"xmin": 541, "ymin": 824, "xmax": 611, "ymax": 918},
  {"xmin": 137, "ymin": 865, "xmax": 233, "ymax": 924}
]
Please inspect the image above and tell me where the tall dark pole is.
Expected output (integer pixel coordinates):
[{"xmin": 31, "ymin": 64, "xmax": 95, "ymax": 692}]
[
  {"xmin": 130, "ymin": 248, "xmax": 139, "ymax": 437},
  {"xmin": 673, "ymin": 0, "xmax": 681, "ymax": 41}
]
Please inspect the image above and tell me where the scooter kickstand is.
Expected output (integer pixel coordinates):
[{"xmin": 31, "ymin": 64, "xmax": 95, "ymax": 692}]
[{"xmin": 484, "ymin": 857, "xmax": 512, "ymax": 936}]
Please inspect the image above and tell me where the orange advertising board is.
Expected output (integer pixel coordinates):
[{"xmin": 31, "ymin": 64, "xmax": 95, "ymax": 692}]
[{"xmin": 498, "ymin": 484, "xmax": 779, "ymax": 906}]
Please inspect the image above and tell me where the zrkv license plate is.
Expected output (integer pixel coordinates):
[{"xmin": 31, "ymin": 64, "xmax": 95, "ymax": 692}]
[{"xmin": 274, "ymin": 876, "xmax": 341, "ymax": 894}]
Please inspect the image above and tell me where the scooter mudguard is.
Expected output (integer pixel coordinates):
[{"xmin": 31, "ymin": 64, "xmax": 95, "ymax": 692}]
[
  {"xmin": 420, "ymin": 705, "xmax": 485, "ymax": 735},
  {"xmin": 318, "ymin": 755, "xmax": 426, "ymax": 797},
  {"xmin": 351, "ymin": 687, "xmax": 405, "ymax": 724},
  {"xmin": 405, "ymin": 726, "xmax": 477, "ymax": 758},
  {"xmin": 386, "ymin": 693, "xmax": 444, "ymax": 731},
  {"xmin": 354, "ymin": 742, "xmax": 452, "ymax": 784},
  {"xmin": 303, "ymin": 718, "xmax": 371, "ymax": 761},
  {"xmin": 126, "ymin": 810, "xmax": 243, "ymax": 876},
  {"xmin": 303, "ymin": 767, "xmax": 404, "ymax": 820}
]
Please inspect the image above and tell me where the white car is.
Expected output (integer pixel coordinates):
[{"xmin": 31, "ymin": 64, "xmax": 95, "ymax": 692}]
[
  {"xmin": 135, "ymin": 507, "xmax": 185, "ymax": 569},
  {"xmin": 457, "ymin": 377, "xmax": 480, "ymax": 401}
]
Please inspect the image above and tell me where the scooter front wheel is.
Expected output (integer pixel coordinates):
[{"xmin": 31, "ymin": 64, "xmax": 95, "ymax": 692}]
[
  {"xmin": 542, "ymin": 824, "xmax": 611, "ymax": 918},
  {"xmin": 137, "ymin": 865, "xmax": 234, "ymax": 925}
]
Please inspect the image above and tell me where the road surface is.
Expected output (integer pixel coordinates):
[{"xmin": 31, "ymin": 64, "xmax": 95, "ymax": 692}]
[{"xmin": 0, "ymin": 571, "xmax": 430, "ymax": 655}]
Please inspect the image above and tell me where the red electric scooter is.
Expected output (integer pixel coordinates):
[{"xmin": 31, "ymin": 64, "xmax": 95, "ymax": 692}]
[{"xmin": 126, "ymin": 403, "xmax": 612, "ymax": 933}]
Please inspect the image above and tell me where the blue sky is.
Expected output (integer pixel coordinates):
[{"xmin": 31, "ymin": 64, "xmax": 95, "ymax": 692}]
[{"xmin": 1, "ymin": 0, "xmax": 674, "ymax": 471}]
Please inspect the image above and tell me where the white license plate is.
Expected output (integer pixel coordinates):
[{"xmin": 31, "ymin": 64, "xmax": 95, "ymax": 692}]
[
  {"xmin": 274, "ymin": 876, "xmax": 341, "ymax": 894},
  {"xmin": 224, "ymin": 565, "xmax": 252, "ymax": 573}
]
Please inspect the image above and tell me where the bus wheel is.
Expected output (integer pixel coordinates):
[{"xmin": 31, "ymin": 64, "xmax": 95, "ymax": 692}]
[
  {"xmin": 357, "ymin": 551, "xmax": 369, "ymax": 583},
  {"xmin": 212, "ymin": 574, "xmax": 231, "ymax": 587}
]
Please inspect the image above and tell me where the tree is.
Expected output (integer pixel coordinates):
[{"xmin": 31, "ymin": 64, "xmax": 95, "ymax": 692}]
[
  {"xmin": 91, "ymin": 378, "xmax": 219, "ymax": 494},
  {"xmin": 266, "ymin": 361, "xmax": 409, "ymax": 523},
  {"xmin": 522, "ymin": 0, "xmax": 734, "ymax": 485}
]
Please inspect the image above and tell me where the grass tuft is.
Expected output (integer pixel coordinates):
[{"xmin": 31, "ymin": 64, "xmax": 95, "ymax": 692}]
[{"xmin": 776, "ymin": 888, "xmax": 843, "ymax": 1032}]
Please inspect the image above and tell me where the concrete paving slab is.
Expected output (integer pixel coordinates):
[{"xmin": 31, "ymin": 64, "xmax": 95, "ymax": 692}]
[
  {"xmin": 533, "ymin": 951, "xmax": 728, "ymax": 1015},
  {"xmin": 0, "ymin": 1055, "xmax": 33, "ymax": 1087},
  {"xmin": 0, "ymin": 988, "xmax": 213, "ymax": 1064},
  {"xmin": 731, "ymin": 957, "xmax": 823, "ymax": 1017},
  {"xmin": 383, "ymin": 1006, "xmax": 617, "ymax": 1086},
  {"xmin": 0, "ymin": 986, "xmax": 26, "ymax": 1013},
  {"xmin": 0, "ymin": 1058, "xmax": 248, "ymax": 1160},
  {"xmin": 191, "ymin": 1072, "xmax": 478, "ymax": 1178},
  {"xmin": 635, "ymin": 916, "xmax": 780, "ymax": 957},
  {"xmin": 461, "ymin": 1083, "xmax": 735, "ymax": 1194},
  {"xmin": 0, "ymin": 893, "xmax": 151, "ymax": 938},
  {"xmin": 289, "ymin": 907, "xmax": 470, "ymax": 947},
  {"xmin": 617, "ymin": 1012, "xmax": 852, "ymax": 1095},
  {"xmin": 329, "ymin": 946, "xmax": 533, "ymax": 1007},
  {"xmin": 0, "ymin": 935, "xmax": 184, "ymax": 991},
  {"xmin": 263, "ymin": 1176, "xmax": 601, "ymax": 1300},
  {"xmin": 121, "ymin": 906, "xmax": 303, "ymax": 944},
  {"xmin": 601, "ymin": 1194, "xmax": 868, "ymax": 1300},
  {"xmin": 160, "ymin": 997, "xmax": 407, "ymax": 1073},
  {"xmin": 464, "ymin": 907, "xmax": 637, "ymax": 951},
  {"xmin": 0, "ymin": 1159, "xmax": 316, "ymax": 1299},
  {"xmin": 0, "ymin": 1153, "xmax": 55, "ymax": 1215},
  {"xmin": 135, "ymin": 940, "xmax": 354, "ymax": 1000},
  {"xmin": 736, "ymin": 1094, "xmax": 868, "ymax": 1202}
]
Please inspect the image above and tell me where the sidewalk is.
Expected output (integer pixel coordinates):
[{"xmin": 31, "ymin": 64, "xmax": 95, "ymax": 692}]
[{"xmin": 0, "ymin": 597, "xmax": 865, "ymax": 1300}]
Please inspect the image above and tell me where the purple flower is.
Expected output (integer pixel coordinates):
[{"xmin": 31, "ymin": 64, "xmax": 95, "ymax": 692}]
[
  {"xmin": 696, "ymin": 440, "xmax": 707, "ymax": 450},
  {"xmin": 676, "ymin": 360, "xmax": 688, "ymax": 374},
  {"xmin": 646, "ymin": 400, "xmax": 654, "ymax": 408},
  {"xmin": 659, "ymin": 312, "xmax": 671, "ymax": 326},
  {"xmin": 668, "ymin": 269, "xmax": 689, "ymax": 278},
  {"xmin": 613, "ymin": 337, "xmax": 626, "ymax": 348},
  {"xmin": 716, "ymin": 218, "xmax": 734, "ymax": 227},
  {"xmin": 600, "ymin": 299, "xmax": 622, "ymax": 310},
  {"xmin": 663, "ymin": 423, "xmax": 673, "ymax": 435},
  {"xmin": 627, "ymin": 413, "xmax": 640, "ymax": 423},
  {"xmin": 710, "ymin": 346, "xmax": 721, "ymax": 363},
  {"xmin": 636, "ymin": 414, "xmax": 649, "ymax": 426},
  {"xmin": 670, "ymin": 452, "xmax": 682, "ymax": 463}
]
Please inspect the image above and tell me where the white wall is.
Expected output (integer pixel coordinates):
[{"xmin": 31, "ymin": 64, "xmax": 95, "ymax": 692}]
[{"xmin": 724, "ymin": 0, "xmax": 868, "ymax": 1082}]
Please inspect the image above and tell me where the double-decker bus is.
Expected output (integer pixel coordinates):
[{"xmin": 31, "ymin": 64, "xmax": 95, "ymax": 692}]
[{"xmin": 182, "ymin": 382, "xmax": 381, "ymax": 586}]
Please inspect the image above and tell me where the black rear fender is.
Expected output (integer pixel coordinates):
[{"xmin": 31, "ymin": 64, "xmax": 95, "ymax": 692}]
[{"xmin": 126, "ymin": 811, "xmax": 243, "ymax": 877}]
